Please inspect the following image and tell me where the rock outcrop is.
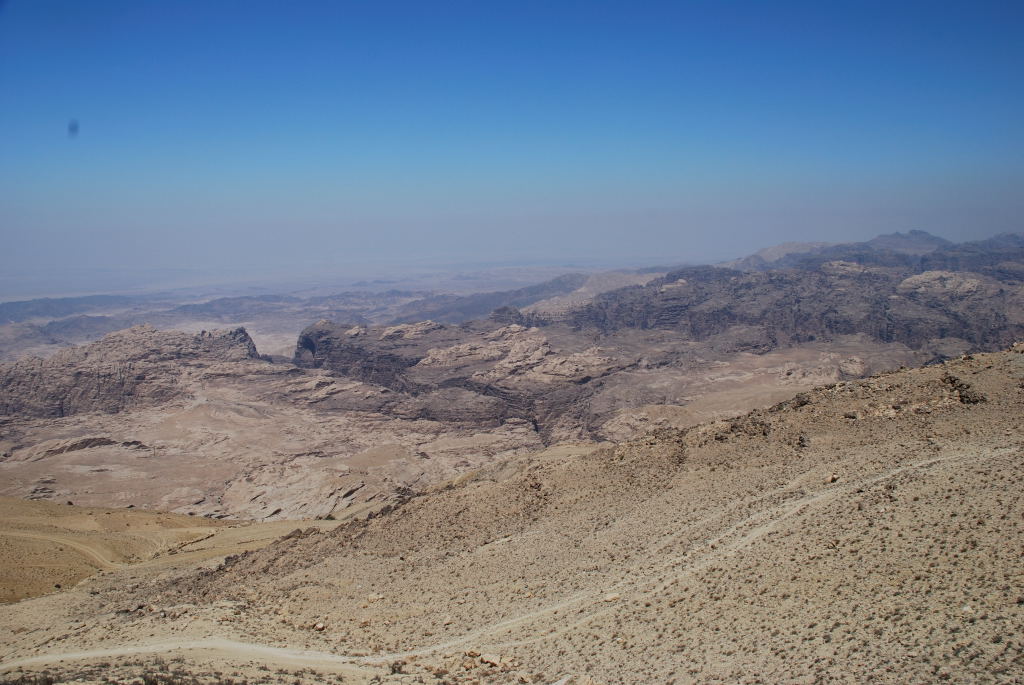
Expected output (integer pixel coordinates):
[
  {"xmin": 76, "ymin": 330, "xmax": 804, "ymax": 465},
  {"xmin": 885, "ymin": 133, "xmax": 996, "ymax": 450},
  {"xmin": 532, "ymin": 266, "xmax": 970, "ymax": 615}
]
[
  {"xmin": 293, "ymin": 235, "xmax": 1023, "ymax": 443},
  {"xmin": 0, "ymin": 325, "xmax": 259, "ymax": 418},
  {"xmin": 0, "ymin": 324, "xmax": 550, "ymax": 519}
]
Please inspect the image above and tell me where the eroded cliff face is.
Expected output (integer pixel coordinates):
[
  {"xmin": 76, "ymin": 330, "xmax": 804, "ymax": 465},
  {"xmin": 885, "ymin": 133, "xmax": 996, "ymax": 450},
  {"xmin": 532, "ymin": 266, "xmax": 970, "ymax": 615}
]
[{"xmin": 0, "ymin": 326, "xmax": 259, "ymax": 418}]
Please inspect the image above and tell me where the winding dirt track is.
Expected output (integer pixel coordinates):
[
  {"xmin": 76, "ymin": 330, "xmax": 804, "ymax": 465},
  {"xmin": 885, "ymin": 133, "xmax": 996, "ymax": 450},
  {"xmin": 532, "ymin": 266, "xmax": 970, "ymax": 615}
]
[
  {"xmin": 0, "ymin": 531, "xmax": 121, "ymax": 570},
  {"xmin": 0, "ymin": 638, "xmax": 374, "ymax": 676},
  {"xmin": 0, "ymin": 449, "xmax": 982, "ymax": 676}
]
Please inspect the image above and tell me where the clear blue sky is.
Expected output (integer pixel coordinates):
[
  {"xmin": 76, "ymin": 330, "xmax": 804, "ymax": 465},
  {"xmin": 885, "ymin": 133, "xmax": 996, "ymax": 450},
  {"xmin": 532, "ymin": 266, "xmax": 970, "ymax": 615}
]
[{"xmin": 1, "ymin": 0, "xmax": 1022, "ymax": 284}]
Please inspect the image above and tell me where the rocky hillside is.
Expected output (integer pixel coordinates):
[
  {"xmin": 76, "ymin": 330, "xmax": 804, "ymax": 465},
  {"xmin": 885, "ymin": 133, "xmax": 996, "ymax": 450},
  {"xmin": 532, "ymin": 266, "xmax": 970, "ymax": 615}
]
[
  {"xmin": 919, "ymin": 233, "xmax": 1024, "ymax": 278},
  {"xmin": 3, "ymin": 344, "xmax": 1021, "ymax": 683},
  {"xmin": 3, "ymin": 232, "xmax": 1021, "ymax": 523},
  {"xmin": 864, "ymin": 228, "xmax": 954, "ymax": 254},
  {"xmin": 0, "ymin": 323, "xmax": 551, "ymax": 520},
  {"xmin": 0, "ymin": 326, "xmax": 258, "ymax": 418}
]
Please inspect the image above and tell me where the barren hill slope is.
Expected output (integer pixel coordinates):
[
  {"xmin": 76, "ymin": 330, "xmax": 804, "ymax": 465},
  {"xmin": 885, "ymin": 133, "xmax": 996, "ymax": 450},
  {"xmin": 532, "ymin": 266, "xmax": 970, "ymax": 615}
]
[
  {"xmin": 0, "ymin": 496, "xmax": 227, "ymax": 603},
  {"xmin": 2, "ymin": 345, "xmax": 1022, "ymax": 683}
]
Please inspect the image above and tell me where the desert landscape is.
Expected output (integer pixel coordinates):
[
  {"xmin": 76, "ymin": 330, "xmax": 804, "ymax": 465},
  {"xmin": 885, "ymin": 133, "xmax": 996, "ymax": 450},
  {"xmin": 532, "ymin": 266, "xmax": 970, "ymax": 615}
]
[
  {"xmin": 3, "ymin": 2, "xmax": 1022, "ymax": 681},
  {"xmin": 1, "ymin": 232, "xmax": 1023, "ymax": 682}
]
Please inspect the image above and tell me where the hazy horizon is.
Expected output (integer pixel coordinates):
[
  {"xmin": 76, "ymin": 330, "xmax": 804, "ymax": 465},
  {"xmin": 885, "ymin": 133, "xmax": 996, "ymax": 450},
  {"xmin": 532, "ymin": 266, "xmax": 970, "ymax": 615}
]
[
  {"xmin": 0, "ymin": 226, "xmax": 1015, "ymax": 303},
  {"xmin": 2, "ymin": 1, "xmax": 1022, "ymax": 295}
]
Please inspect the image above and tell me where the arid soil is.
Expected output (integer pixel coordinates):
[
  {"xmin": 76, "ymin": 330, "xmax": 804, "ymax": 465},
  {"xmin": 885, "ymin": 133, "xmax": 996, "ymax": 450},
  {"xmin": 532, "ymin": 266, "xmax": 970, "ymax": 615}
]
[
  {"xmin": 0, "ymin": 497, "xmax": 225, "ymax": 603},
  {"xmin": 1, "ymin": 345, "xmax": 1022, "ymax": 683},
  {"xmin": 0, "ymin": 497, "xmax": 360, "ymax": 605},
  {"xmin": 1, "ymin": 232, "xmax": 1022, "ymax": 682}
]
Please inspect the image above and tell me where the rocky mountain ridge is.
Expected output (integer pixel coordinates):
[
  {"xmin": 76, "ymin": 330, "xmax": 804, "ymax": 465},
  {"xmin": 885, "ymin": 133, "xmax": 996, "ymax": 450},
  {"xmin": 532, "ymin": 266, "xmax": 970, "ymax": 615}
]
[
  {"xmin": 557, "ymin": 263, "xmax": 1023, "ymax": 350},
  {"xmin": 2, "ymin": 232, "xmax": 1019, "ymax": 364}
]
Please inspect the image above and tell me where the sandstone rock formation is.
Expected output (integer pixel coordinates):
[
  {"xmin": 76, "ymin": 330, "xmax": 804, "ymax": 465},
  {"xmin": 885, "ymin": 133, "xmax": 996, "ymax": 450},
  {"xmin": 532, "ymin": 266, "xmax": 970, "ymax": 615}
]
[
  {"xmin": 0, "ymin": 326, "xmax": 258, "ymax": 418},
  {"xmin": 294, "ymin": 238, "xmax": 1023, "ymax": 444}
]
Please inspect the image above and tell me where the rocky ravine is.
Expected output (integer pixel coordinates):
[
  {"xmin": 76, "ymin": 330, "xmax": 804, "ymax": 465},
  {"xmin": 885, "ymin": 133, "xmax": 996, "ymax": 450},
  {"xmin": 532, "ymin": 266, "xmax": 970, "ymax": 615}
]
[{"xmin": 1, "ymin": 344, "xmax": 1021, "ymax": 683}]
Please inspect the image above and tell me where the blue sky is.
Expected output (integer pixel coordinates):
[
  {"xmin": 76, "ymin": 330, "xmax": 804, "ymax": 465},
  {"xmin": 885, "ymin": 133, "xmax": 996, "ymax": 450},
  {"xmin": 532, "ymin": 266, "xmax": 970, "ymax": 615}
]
[{"xmin": 1, "ymin": 0, "xmax": 1022, "ymax": 284}]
